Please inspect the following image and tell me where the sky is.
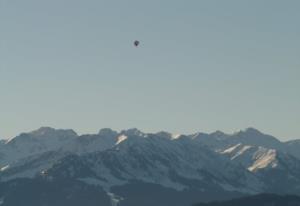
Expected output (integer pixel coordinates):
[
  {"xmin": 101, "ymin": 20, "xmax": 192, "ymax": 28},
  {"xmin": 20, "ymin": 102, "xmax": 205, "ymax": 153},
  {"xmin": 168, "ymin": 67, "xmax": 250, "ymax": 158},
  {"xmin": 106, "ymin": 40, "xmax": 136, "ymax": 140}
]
[{"xmin": 1, "ymin": 0, "xmax": 299, "ymax": 140}]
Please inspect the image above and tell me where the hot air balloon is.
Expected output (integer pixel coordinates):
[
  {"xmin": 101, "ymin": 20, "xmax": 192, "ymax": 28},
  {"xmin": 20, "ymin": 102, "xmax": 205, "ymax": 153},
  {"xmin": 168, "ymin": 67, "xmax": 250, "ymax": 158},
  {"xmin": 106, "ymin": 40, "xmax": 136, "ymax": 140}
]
[{"xmin": 134, "ymin": 40, "xmax": 140, "ymax": 47}]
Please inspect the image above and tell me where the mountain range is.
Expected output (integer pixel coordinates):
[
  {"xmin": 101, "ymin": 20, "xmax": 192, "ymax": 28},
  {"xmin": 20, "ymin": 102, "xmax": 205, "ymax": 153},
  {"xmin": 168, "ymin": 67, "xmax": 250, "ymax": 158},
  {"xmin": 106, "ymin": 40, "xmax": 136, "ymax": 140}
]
[{"xmin": 0, "ymin": 127, "xmax": 299, "ymax": 206}]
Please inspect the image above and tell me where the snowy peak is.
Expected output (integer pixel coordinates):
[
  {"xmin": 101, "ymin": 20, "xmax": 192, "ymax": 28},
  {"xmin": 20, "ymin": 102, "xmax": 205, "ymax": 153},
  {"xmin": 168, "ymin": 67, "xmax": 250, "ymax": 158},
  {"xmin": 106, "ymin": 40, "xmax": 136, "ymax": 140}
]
[
  {"xmin": 0, "ymin": 127, "xmax": 78, "ymax": 167},
  {"xmin": 5, "ymin": 127, "xmax": 77, "ymax": 148}
]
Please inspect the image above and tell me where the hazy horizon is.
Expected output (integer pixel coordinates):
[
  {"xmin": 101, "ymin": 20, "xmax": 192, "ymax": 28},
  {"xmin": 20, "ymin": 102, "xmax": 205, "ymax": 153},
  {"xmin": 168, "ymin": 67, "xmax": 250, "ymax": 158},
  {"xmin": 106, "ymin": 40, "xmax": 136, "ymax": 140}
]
[{"xmin": 1, "ymin": 0, "xmax": 300, "ymax": 140}]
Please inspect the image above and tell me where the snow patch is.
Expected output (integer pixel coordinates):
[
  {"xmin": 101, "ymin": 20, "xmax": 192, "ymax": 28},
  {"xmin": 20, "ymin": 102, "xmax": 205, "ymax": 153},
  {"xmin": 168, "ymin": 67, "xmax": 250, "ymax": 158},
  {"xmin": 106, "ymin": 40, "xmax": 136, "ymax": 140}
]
[
  {"xmin": 221, "ymin": 144, "xmax": 253, "ymax": 160},
  {"xmin": 231, "ymin": 145, "xmax": 252, "ymax": 160},
  {"xmin": 116, "ymin": 135, "xmax": 128, "ymax": 145},
  {"xmin": 171, "ymin": 134, "xmax": 181, "ymax": 139},
  {"xmin": 221, "ymin": 144, "xmax": 241, "ymax": 154},
  {"xmin": 107, "ymin": 192, "xmax": 123, "ymax": 206},
  {"xmin": 248, "ymin": 149, "xmax": 277, "ymax": 171},
  {"xmin": 0, "ymin": 165, "xmax": 9, "ymax": 172}
]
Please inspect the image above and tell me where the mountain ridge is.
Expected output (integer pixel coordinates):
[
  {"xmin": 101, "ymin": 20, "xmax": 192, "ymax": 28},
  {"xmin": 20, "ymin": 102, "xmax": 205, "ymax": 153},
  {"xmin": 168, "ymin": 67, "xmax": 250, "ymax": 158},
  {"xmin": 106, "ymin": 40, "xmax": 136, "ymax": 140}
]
[
  {"xmin": 1, "ymin": 127, "xmax": 300, "ymax": 206},
  {"xmin": 1, "ymin": 127, "xmax": 298, "ymax": 142}
]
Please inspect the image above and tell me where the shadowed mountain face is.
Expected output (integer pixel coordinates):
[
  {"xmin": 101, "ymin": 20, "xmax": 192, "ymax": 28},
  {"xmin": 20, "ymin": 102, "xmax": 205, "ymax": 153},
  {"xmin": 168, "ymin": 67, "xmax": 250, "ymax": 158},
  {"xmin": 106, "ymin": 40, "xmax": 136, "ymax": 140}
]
[
  {"xmin": 195, "ymin": 194, "xmax": 300, "ymax": 206},
  {"xmin": 0, "ymin": 178, "xmax": 111, "ymax": 206},
  {"xmin": 0, "ymin": 127, "xmax": 300, "ymax": 206}
]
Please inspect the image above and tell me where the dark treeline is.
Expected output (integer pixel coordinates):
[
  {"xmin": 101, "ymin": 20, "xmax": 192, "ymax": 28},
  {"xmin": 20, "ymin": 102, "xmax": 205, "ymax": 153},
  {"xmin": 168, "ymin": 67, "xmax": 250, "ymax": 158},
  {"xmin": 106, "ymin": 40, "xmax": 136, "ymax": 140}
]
[{"xmin": 195, "ymin": 194, "xmax": 300, "ymax": 206}]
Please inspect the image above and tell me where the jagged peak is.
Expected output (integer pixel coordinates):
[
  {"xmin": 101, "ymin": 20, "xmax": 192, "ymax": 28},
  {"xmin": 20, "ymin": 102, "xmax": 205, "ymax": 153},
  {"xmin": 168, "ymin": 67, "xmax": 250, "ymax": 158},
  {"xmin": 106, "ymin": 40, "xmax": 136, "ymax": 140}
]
[
  {"xmin": 235, "ymin": 128, "xmax": 280, "ymax": 142},
  {"xmin": 242, "ymin": 127, "xmax": 263, "ymax": 135},
  {"xmin": 154, "ymin": 131, "xmax": 182, "ymax": 140},
  {"xmin": 189, "ymin": 132, "xmax": 208, "ymax": 139},
  {"xmin": 98, "ymin": 128, "xmax": 118, "ymax": 137},
  {"xmin": 211, "ymin": 130, "xmax": 227, "ymax": 136},
  {"xmin": 155, "ymin": 131, "xmax": 172, "ymax": 139},
  {"xmin": 209, "ymin": 130, "xmax": 230, "ymax": 140},
  {"xmin": 121, "ymin": 128, "xmax": 145, "ymax": 137}
]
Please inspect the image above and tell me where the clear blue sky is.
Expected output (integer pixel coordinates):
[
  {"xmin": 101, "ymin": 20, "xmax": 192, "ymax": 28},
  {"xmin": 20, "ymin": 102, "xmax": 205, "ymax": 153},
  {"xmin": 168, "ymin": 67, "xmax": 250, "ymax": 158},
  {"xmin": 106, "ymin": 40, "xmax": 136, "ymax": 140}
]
[{"xmin": 1, "ymin": 0, "xmax": 299, "ymax": 140}]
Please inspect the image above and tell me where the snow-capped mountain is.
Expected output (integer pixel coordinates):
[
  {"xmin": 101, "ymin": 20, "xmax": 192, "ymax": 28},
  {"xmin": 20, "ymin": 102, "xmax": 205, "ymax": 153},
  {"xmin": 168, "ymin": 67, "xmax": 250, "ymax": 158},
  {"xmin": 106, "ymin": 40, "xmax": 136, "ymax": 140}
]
[
  {"xmin": 191, "ymin": 128, "xmax": 300, "ymax": 194},
  {"xmin": 220, "ymin": 144, "xmax": 300, "ymax": 193},
  {"xmin": 191, "ymin": 128, "xmax": 284, "ymax": 151},
  {"xmin": 0, "ymin": 127, "xmax": 299, "ymax": 206},
  {"xmin": 44, "ymin": 134, "xmax": 262, "ymax": 192},
  {"xmin": 0, "ymin": 127, "xmax": 77, "ymax": 166}
]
